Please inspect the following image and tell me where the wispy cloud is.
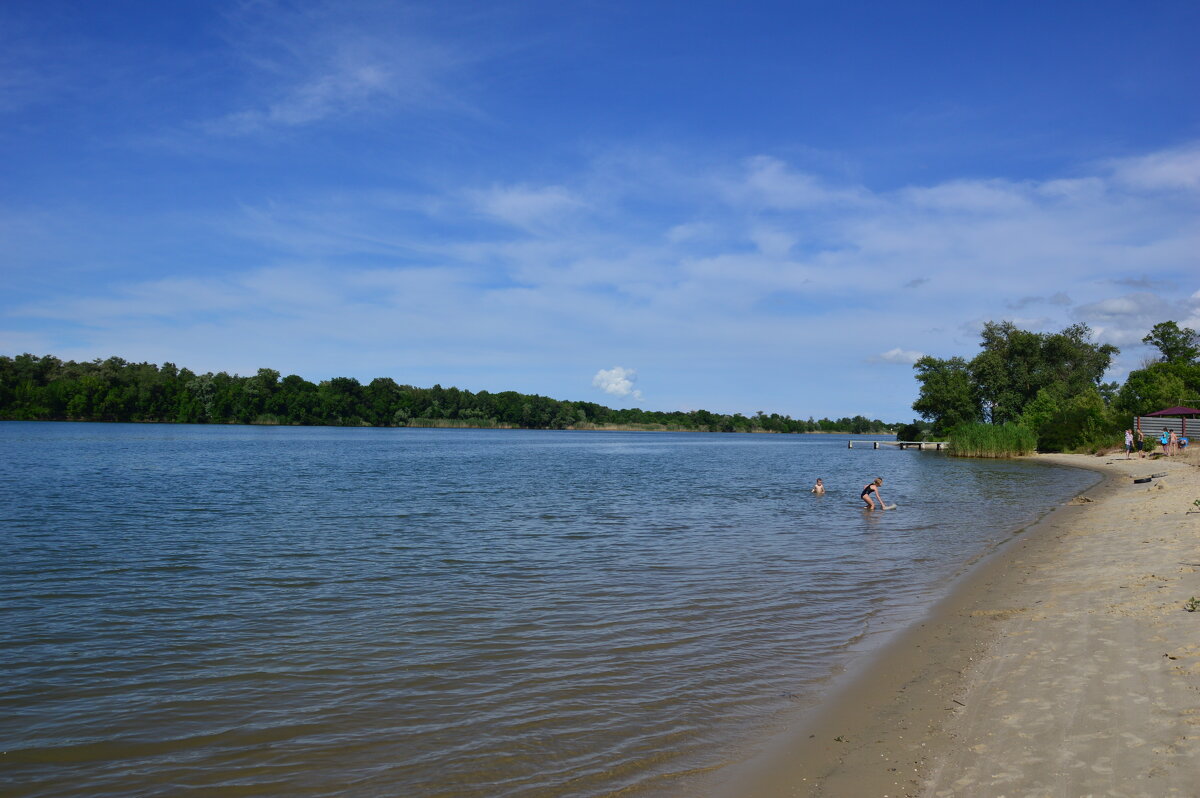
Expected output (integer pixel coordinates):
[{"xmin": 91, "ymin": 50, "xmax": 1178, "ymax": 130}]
[
  {"xmin": 1107, "ymin": 143, "xmax": 1200, "ymax": 192},
  {"xmin": 728, "ymin": 155, "xmax": 872, "ymax": 210},
  {"xmin": 901, "ymin": 179, "xmax": 1032, "ymax": 213},
  {"xmin": 1111, "ymin": 275, "xmax": 1164, "ymax": 290},
  {"xmin": 204, "ymin": 1, "xmax": 472, "ymax": 135},
  {"xmin": 1007, "ymin": 292, "xmax": 1072, "ymax": 310},
  {"xmin": 470, "ymin": 185, "xmax": 586, "ymax": 232}
]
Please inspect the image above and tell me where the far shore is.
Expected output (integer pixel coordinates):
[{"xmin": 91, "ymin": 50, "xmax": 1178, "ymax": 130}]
[
  {"xmin": 725, "ymin": 450, "xmax": 1200, "ymax": 797},
  {"xmin": 1, "ymin": 418, "xmax": 897, "ymax": 435}
]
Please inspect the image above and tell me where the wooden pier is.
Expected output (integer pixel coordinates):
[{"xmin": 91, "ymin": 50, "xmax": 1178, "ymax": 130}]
[{"xmin": 848, "ymin": 440, "xmax": 948, "ymax": 451}]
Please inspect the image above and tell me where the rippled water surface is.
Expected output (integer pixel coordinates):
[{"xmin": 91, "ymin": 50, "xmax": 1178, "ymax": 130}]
[{"xmin": 1, "ymin": 423, "xmax": 1097, "ymax": 796}]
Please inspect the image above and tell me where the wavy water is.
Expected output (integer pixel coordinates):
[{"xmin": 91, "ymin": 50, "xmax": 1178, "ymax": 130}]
[{"xmin": 0, "ymin": 423, "xmax": 1097, "ymax": 796}]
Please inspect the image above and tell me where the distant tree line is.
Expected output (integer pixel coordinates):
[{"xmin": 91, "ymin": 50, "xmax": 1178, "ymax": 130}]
[
  {"xmin": 906, "ymin": 320, "xmax": 1200, "ymax": 453},
  {"xmin": 0, "ymin": 354, "xmax": 897, "ymax": 435}
]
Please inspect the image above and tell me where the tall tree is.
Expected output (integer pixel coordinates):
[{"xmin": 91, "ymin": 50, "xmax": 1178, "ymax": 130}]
[
  {"xmin": 970, "ymin": 321, "xmax": 1116, "ymax": 424},
  {"xmin": 1115, "ymin": 365, "xmax": 1190, "ymax": 416},
  {"xmin": 912, "ymin": 356, "xmax": 980, "ymax": 435},
  {"xmin": 1142, "ymin": 321, "xmax": 1200, "ymax": 364},
  {"xmin": 969, "ymin": 322, "xmax": 1044, "ymax": 424}
]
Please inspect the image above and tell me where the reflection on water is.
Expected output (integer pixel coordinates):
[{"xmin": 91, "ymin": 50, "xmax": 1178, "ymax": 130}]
[{"xmin": 0, "ymin": 423, "xmax": 1097, "ymax": 797}]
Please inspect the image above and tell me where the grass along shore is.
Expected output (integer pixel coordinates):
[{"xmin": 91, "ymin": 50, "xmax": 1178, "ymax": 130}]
[{"xmin": 947, "ymin": 422, "xmax": 1038, "ymax": 457}]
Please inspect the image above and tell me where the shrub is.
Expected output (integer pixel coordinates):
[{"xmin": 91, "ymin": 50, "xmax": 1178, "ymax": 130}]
[{"xmin": 1033, "ymin": 388, "xmax": 1123, "ymax": 452}]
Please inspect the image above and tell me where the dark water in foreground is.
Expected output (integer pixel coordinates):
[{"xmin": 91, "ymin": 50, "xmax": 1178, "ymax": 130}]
[{"xmin": 0, "ymin": 423, "xmax": 1097, "ymax": 796}]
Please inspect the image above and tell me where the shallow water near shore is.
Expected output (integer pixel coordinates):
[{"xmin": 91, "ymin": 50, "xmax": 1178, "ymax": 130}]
[{"xmin": 1, "ymin": 423, "xmax": 1098, "ymax": 796}]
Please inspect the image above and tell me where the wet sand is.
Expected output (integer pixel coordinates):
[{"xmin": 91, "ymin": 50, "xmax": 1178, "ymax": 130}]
[{"xmin": 735, "ymin": 452, "xmax": 1200, "ymax": 797}]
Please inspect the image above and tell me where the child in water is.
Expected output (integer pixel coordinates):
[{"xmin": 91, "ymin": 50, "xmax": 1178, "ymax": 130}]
[
  {"xmin": 811, "ymin": 478, "xmax": 825, "ymax": 495},
  {"xmin": 861, "ymin": 477, "xmax": 885, "ymax": 510}
]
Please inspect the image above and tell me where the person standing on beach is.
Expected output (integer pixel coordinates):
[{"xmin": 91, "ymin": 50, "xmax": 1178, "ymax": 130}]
[
  {"xmin": 1124, "ymin": 429, "xmax": 1133, "ymax": 459},
  {"xmin": 811, "ymin": 478, "xmax": 825, "ymax": 495},
  {"xmin": 861, "ymin": 477, "xmax": 885, "ymax": 510},
  {"xmin": 1137, "ymin": 428, "xmax": 1146, "ymax": 458},
  {"xmin": 1161, "ymin": 428, "xmax": 1170, "ymax": 455},
  {"xmin": 1169, "ymin": 430, "xmax": 1179, "ymax": 456}
]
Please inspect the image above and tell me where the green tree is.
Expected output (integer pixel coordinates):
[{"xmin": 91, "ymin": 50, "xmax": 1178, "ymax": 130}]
[
  {"xmin": 247, "ymin": 368, "xmax": 281, "ymax": 419},
  {"xmin": 365, "ymin": 377, "xmax": 403, "ymax": 426},
  {"xmin": 1039, "ymin": 323, "xmax": 1118, "ymax": 399},
  {"xmin": 1142, "ymin": 321, "xmax": 1200, "ymax": 364},
  {"xmin": 1034, "ymin": 388, "xmax": 1116, "ymax": 453},
  {"xmin": 1018, "ymin": 387, "xmax": 1062, "ymax": 433},
  {"xmin": 970, "ymin": 322, "xmax": 1044, "ymax": 423},
  {"xmin": 1114, "ymin": 362, "xmax": 1196, "ymax": 416},
  {"xmin": 912, "ymin": 356, "xmax": 980, "ymax": 436},
  {"xmin": 969, "ymin": 322, "xmax": 1116, "ymax": 424},
  {"xmin": 186, "ymin": 374, "xmax": 216, "ymax": 422},
  {"xmin": 318, "ymin": 377, "xmax": 365, "ymax": 425}
]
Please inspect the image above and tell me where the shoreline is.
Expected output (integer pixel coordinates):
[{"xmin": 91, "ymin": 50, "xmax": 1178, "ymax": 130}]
[
  {"xmin": 728, "ymin": 452, "xmax": 1200, "ymax": 797},
  {"xmin": 0, "ymin": 418, "xmax": 896, "ymax": 435}
]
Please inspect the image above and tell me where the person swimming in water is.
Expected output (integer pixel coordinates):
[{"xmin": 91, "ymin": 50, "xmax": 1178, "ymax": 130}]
[
  {"xmin": 861, "ymin": 477, "xmax": 885, "ymax": 510},
  {"xmin": 811, "ymin": 478, "xmax": 825, "ymax": 495}
]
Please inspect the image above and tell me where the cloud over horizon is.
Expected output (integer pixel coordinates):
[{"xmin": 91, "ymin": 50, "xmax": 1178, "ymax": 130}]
[
  {"xmin": 592, "ymin": 367, "xmax": 643, "ymax": 401},
  {"xmin": 5, "ymin": 138, "xmax": 1198, "ymax": 417}
]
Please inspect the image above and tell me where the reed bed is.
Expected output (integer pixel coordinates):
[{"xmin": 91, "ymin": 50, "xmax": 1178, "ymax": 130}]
[
  {"xmin": 569, "ymin": 422, "xmax": 683, "ymax": 432},
  {"xmin": 406, "ymin": 418, "xmax": 514, "ymax": 429},
  {"xmin": 947, "ymin": 422, "xmax": 1038, "ymax": 458}
]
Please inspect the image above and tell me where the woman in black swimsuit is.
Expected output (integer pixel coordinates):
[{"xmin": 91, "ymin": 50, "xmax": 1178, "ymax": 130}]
[{"xmin": 861, "ymin": 477, "xmax": 885, "ymax": 510}]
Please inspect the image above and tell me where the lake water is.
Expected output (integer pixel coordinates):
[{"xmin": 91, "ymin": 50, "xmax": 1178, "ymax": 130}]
[{"xmin": 0, "ymin": 423, "xmax": 1098, "ymax": 796}]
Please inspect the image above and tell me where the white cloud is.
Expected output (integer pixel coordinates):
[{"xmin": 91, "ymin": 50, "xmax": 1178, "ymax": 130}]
[
  {"xmin": 471, "ymin": 184, "xmax": 585, "ymax": 231},
  {"xmin": 1075, "ymin": 293, "xmax": 1160, "ymax": 322},
  {"xmin": 1073, "ymin": 292, "xmax": 1200, "ymax": 362},
  {"xmin": 901, "ymin": 179, "xmax": 1031, "ymax": 213},
  {"xmin": 665, "ymin": 222, "xmax": 715, "ymax": 243},
  {"xmin": 592, "ymin": 367, "xmax": 643, "ymax": 400},
  {"xmin": 1036, "ymin": 177, "xmax": 1106, "ymax": 201},
  {"xmin": 871, "ymin": 348, "xmax": 925, "ymax": 365},
  {"xmin": 749, "ymin": 227, "xmax": 796, "ymax": 257},
  {"xmin": 730, "ymin": 155, "xmax": 871, "ymax": 209},
  {"xmin": 1108, "ymin": 144, "xmax": 1200, "ymax": 192},
  {"xmin": 215, "ymin": 60, "xmax": 398, "ymax": 133}
]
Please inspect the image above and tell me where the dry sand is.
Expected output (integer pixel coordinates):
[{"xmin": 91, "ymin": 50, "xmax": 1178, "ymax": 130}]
[{"xmin": 735, "ymin": 452, "xmax": 1200, "ymax": 797}]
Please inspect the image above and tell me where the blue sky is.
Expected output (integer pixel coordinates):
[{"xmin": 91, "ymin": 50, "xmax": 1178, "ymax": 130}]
[{"xmin": 2, "ymin": 0, "xmax": 1198, "ymax": 421}]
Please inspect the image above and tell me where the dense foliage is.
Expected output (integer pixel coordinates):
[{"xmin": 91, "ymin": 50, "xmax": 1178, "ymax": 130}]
[
  {"xmin": 913, "ymin": 320, "xmax": 1200, "ymax": 455},
  {"xmin": 0, "ymin": 354, "xmax": 895, "ymax": 435}
]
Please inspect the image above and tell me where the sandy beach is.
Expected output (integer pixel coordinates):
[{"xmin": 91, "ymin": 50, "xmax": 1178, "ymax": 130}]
[{"xmin": 736, "ymin": 451, "xmax": 1200, "ymax": 797}]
